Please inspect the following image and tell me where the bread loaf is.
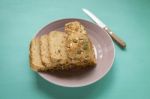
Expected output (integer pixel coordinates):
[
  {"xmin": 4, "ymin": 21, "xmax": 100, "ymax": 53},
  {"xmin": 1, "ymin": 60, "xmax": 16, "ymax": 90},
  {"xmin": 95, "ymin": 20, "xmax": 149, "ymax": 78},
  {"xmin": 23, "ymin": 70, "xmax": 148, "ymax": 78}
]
[
  {"xmin": 65, "ymin": 21, "xmax": 96, "ymax": 67},
  {"xmin": 29, "ymin": 21, "xmax": 96, "ymax": 72}
]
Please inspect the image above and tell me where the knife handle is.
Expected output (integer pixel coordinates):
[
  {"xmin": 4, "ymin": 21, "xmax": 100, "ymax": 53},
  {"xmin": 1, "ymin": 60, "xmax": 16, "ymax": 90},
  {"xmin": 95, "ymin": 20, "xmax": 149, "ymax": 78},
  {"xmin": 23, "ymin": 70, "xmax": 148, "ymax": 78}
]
[{"xmin": 104, "ymin": 27, "xmax": 126, "ymax": 49}]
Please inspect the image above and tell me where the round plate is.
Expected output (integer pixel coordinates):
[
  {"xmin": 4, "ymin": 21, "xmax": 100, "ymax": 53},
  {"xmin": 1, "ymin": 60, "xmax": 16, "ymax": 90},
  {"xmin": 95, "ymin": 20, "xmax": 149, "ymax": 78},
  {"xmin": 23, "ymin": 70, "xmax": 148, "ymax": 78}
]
[{"xmin": 36, "ymin": 18, "xmax": 115, "ymax": 87}]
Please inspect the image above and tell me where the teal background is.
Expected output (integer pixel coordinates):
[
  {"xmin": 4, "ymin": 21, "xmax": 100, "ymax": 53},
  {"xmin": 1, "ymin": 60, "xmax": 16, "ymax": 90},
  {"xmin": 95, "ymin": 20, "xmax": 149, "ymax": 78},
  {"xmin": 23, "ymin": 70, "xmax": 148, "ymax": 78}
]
[{"xmin": 0, "ymin": 0, "xmax": 150, "ymax": 99}]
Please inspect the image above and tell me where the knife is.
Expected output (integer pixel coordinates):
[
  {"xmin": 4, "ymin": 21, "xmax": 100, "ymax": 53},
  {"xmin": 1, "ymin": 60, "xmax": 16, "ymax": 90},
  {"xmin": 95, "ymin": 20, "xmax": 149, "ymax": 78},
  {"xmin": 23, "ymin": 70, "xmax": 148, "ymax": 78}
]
[{"xmin": 82, "ymin": 8, "xmax": 126, "ymax": 48}]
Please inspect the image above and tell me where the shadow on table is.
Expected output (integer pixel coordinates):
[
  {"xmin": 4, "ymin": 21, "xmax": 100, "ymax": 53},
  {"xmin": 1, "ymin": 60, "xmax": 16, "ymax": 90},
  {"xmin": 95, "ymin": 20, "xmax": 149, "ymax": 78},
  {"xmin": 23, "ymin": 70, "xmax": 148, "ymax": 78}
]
[{"xmin": 34, "ymin": 61, "xmax": 116, "ymax": 99}]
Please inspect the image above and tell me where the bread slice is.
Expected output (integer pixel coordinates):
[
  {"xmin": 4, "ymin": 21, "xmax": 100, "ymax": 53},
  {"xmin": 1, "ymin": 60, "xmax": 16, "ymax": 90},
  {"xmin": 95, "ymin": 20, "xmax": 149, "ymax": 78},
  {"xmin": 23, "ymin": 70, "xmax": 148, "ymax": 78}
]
[
  {"xmin": 65, "ymin": 21, "xmax": 96, "ymax": 67},
  {"xmin": 48, "ymin": 31, "xmax": 67, "ymax": 69},
  {"xmin": 29, "ymin": 38, "xmax": 48, "ymax": 71},
  {"xmin": 39, "ymin": 34, "xmax": 52, "ymax": 68}
]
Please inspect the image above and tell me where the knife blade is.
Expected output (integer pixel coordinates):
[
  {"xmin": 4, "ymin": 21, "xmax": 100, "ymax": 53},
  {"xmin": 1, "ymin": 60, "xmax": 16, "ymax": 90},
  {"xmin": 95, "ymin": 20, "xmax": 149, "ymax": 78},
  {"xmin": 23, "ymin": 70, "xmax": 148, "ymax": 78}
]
[{"xmin": 82, "ymin": 8, "xmax": 126, "ymax": 48}]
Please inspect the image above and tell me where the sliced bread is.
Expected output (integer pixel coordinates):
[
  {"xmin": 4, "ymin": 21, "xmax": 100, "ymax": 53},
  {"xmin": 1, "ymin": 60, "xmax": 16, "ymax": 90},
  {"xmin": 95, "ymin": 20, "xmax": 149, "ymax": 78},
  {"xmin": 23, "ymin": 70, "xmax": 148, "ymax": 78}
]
[
  {"xmin": 29, "ymin": 21, "xmax": 96, "ymax": 72},
  {"xmin": 39, "ymin": 34, "xmax": 52, "ymax": 69},
  {"xmin": 29, "ymin": 38, "xmax": 48, "ymax": 71},
  {"xmin": 48, "ymin": 31, "xmax": 68, "ymax": 69}
]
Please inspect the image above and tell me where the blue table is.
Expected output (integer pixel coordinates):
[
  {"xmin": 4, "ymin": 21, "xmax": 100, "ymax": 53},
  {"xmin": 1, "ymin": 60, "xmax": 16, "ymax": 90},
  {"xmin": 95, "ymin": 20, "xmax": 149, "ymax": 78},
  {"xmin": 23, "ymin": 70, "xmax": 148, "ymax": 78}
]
[{"xmin": 0, "ymin": 0, "xmax": 150, "ymax": 99}]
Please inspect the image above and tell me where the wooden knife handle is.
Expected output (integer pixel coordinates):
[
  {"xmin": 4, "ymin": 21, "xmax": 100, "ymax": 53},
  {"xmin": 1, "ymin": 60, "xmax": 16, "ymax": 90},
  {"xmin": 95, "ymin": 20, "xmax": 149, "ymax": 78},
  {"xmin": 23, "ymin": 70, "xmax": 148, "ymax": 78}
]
[{"xmin": 104, "ymin": 27, "xmax": 126, "ymax": 49}]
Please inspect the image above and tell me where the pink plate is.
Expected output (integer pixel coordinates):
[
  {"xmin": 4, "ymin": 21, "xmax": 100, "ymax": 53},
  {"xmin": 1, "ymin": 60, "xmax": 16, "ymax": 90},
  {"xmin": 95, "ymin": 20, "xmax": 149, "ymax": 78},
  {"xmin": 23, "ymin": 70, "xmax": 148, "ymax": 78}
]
[{"xmin": 36, "ymin": 18, "xmax": 115, "ymax": 87}]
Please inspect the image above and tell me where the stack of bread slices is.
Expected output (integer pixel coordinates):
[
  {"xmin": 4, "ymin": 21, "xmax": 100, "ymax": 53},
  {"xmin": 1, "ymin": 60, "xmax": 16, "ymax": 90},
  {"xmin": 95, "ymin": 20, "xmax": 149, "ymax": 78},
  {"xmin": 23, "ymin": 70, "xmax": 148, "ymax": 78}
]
[{"xmin": 29, "ymin": 21, "xmax": 96, "ymax": 72}]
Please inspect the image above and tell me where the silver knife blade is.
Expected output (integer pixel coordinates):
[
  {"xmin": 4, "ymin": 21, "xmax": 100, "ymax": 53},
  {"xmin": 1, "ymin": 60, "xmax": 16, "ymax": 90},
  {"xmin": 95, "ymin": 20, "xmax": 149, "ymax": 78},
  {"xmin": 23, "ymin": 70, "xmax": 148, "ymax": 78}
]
[{"xmin": 82, "ymin": 8, "xmax": 106, "ymax": 28}]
